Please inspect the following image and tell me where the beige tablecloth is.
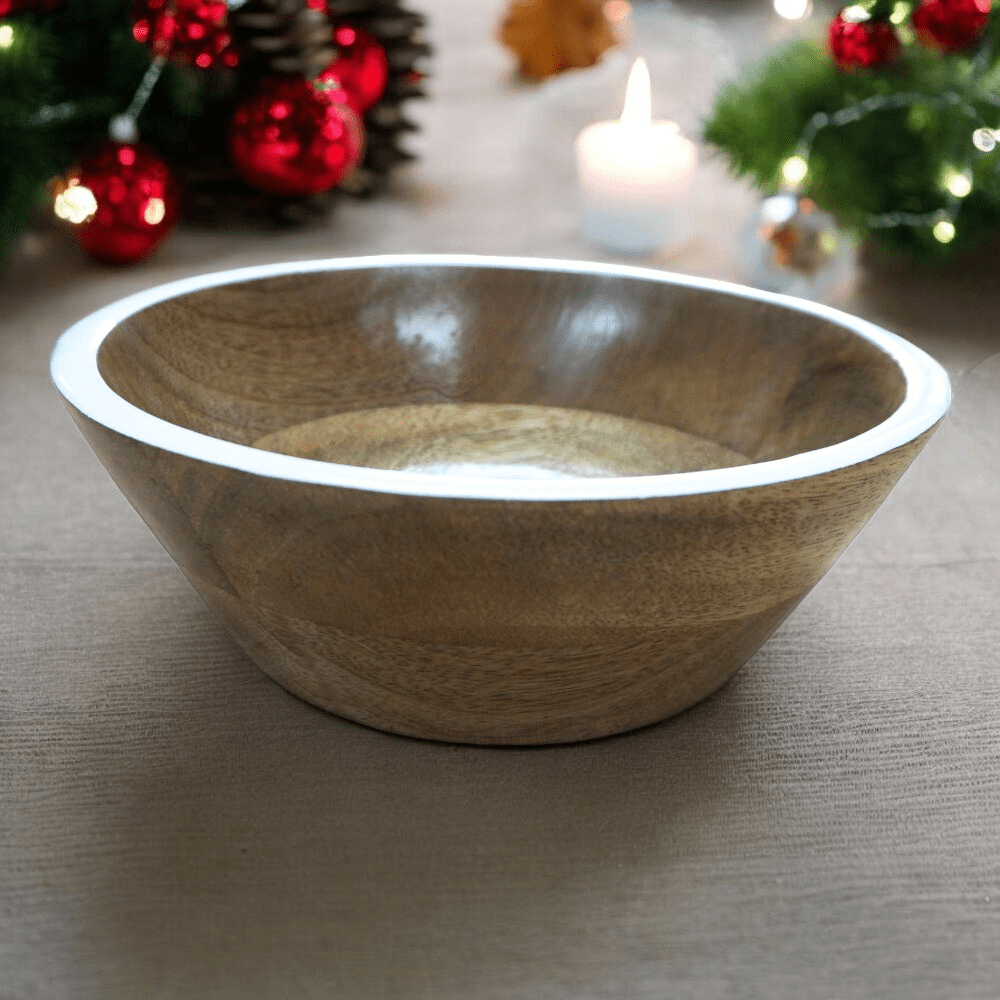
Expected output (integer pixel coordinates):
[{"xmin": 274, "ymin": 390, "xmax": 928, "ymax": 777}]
[{"xmin": 3, "ymin": 1, "xmax": 999, "ymax": 997}]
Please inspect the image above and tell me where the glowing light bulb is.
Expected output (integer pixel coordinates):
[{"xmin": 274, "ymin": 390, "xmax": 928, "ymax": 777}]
[
  {"xmin": 941, "ymin": 166, "xmax": 972, "ymax": 198},
  {"xmin": 781, "ymin": 155, "xmax": 808, "ymax": 186},
  {"xmin": 933, "ymin": 219, "xmax": 956, "ymax": 243},
  {"xmin": 0, "ymin": 24, "xmax": 14, "ymax": 48},
  {"xmin": 889, "ymin": 1, "xmax": 911, "ymax": 23},
  {"xmin": 842, "ymin": 4, "xmax": 871, "ymax": 21},
  {"xmin": 949, "ymin": 175, "xmax": 972, "ymax": 197},
  {"xmin": 109, "ymin": 114, "xmax": 138, "ymax": 144},
  {"xmin": 774, "ymin": 0, "xmax": 812, "ymax": 19},
  {"xmin": 143, "ymin": 198, "xmax": 166, "ymax": 225},
  {"xmin": 54, "ymin": 181, "xmax": 98, "ymax": 225},
  {"xmin": 973, "ymin": 128, "xmax": 997, "ymax": 153}
]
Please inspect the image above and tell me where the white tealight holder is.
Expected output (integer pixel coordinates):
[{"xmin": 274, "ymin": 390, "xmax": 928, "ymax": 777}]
[{"xmin": 575, "ymin": 58, "xmax": 697, "ymax": 255}]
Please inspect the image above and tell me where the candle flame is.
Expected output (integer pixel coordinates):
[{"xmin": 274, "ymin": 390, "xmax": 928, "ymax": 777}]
[{"xmin": 620, "ymin": 57, "xmax": 651, "ymax": 130}]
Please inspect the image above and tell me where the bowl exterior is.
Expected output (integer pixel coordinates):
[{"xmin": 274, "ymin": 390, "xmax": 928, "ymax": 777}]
[{"xmin": 66, "ymin": 405, "xmax": 940, "ymax": 744}]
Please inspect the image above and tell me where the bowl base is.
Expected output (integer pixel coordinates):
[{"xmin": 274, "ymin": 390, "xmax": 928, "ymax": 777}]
[
  {"xmin": 254, "ymin": 403, "xmax": 751, "ymax": 480},
  {"xmin": 194, "ymin": 572, "xmax": 802, "ymax": 745}
]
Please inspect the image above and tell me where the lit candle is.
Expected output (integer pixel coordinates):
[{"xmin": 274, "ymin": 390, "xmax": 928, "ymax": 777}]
[{"xmin": 575, "ymin": 57, "xmax": 697, "ymax": 254}]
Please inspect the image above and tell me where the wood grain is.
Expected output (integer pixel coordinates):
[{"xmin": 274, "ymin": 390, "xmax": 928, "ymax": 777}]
[
  {"xmin": 252, "ymin": 403, "xmax": 752, "ymax": 477},
  {"xmin": 72, "ymin": 261, "xmax": 938, "ymax": 743}
]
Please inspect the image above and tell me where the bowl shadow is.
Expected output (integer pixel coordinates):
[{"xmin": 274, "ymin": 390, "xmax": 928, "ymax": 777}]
[{"xmin": 73, "ymin": 582, "xmax": 779, "ymax": 997}]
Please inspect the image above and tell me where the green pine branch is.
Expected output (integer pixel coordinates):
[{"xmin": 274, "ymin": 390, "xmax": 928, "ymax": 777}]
[
  {"xmin": 703, "ymin": 20, "xmax": 1000, "ymax": 260},
  {"xmin": 0, "ymin": 0, "xmax": 202, "ymax": 266}
]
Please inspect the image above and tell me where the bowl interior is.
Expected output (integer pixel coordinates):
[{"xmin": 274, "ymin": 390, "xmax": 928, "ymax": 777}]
[{"xmin": 96, "ymin": 262, "xmax": 907, "ymax": 479}]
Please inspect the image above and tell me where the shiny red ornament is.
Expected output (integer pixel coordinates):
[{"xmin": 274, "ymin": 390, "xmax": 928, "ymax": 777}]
[
  {"xmin": 828, "ymin": 12, "xmax": 900, "ymax": 69},
  {"xmin": 57, "ymin": 140, "xmax": 179, "ymax": 265},
  {"xmin": 912, "ymin": 0, "xmax": 991, "ymax": 51},
  {"xmin": 228, "ymin": 75, "xmax": 364, "ymax": 196},
  {"xmin": 317, "ymin": 24, "xmax": 390, "ymax": 114},
  {"xmin": 131, "ymin": 0, "xmax": 239, "ymax": 69}
]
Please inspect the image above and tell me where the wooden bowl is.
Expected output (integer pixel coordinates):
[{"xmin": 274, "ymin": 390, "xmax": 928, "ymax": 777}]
[{"xmin": 51, "ymin": 256, "xmax": 950, "ymax": 744}]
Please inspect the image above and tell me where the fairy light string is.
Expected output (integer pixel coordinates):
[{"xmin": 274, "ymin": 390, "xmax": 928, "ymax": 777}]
[
  {"xmin": 779, "ymin": 83, "xmax": 999, "ymax": 244},
  {"xmin": 49, "ymin": 9, "xmax": 176, "ymax": 227},
  {"xmin": 108, "ymin": 55, "xmax": 167, "ymax": 143},
  {"xmin": 25, "ymin": 0, "xmax": 248, "ymax": 141}
]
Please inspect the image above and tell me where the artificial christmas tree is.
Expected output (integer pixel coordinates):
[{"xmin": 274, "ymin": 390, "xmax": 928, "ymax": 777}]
[{"xmin": 705, "ymin": 0, "xmax": 1000, "ymax": 260}]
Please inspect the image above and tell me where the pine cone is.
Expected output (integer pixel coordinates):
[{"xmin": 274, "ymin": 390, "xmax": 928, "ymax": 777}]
[
  {"xmin": 231, "ymin": 0, "xmax": 338, "ymax": 78},
  {"xmin": 178, "ymin": 0, "xmax": 430, "ymax": 221},
  {"xmin": 327, "ymin": 0, "xmax": 431, "ymax": 196}
]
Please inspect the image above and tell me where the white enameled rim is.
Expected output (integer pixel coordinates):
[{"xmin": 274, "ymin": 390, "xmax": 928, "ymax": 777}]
[{"xmin": 51, "ymin": 254, "xmax": 951, "ymax": 502}]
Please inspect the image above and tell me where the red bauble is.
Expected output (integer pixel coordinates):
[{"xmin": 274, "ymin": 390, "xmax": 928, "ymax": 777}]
[
  {"xmin": 228, "ymin": 76, "xmax": 364, "ymax": 196},
  {"xmin": 829, "ymin": 12, "xmax": 900, "ymax": 69},
  {"xmin": 132, "ymin": 0, "xmax": 239, "ymax": 69},
  {"xmin": 56, "ymin": 141, "xmax": 179, "ymax": 265},
  {"xmin": 912, "ymin": 0, "xmax": 991, "ymax": 51},
  {"xmin": 318, "ymin": 24, "xmax": 390, "ymax": 114}
]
